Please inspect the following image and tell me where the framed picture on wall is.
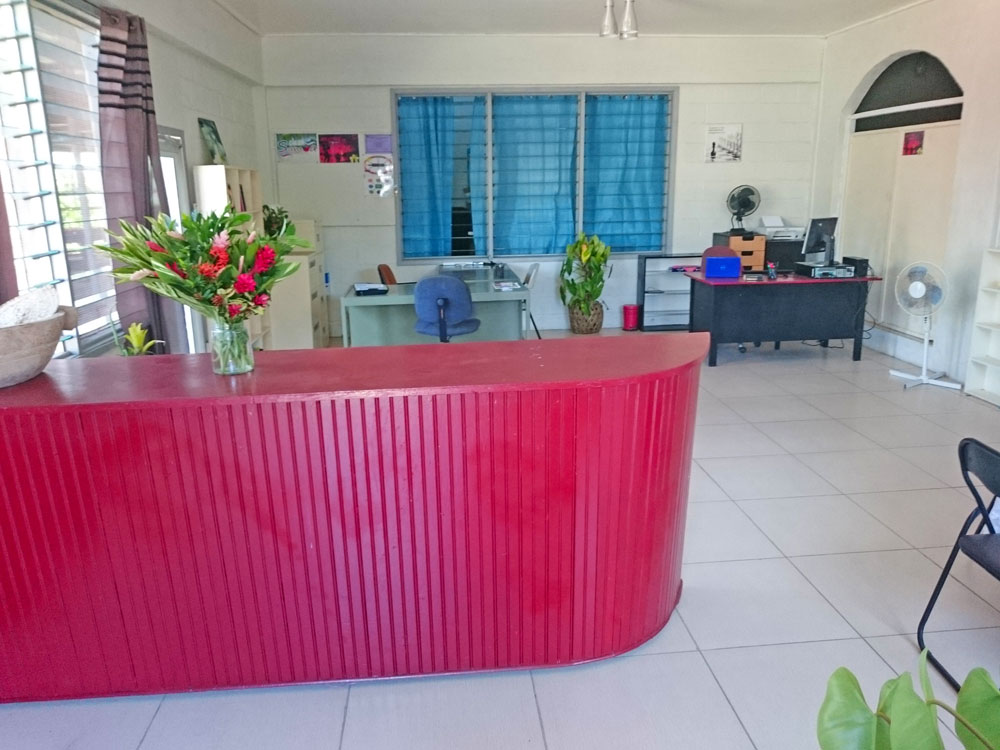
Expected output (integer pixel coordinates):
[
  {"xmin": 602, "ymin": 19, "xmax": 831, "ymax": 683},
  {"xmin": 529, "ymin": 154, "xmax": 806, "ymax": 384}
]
[
  {"xmin": 705, "ymin": 123, "xmax": 743, "ymax": 163},
  {"xmin": 319, "ymin": 134, "xmax": 360, "ymax": 164},
  {"xmin": 197, "ymin": 118, "xmax": 227, "ymax": 165}
]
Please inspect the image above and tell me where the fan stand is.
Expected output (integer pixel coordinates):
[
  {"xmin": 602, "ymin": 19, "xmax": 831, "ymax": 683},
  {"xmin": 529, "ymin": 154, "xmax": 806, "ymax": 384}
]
[{"xmin": 889, "ymin": 315, "xmax": 961, "ymax": 390}]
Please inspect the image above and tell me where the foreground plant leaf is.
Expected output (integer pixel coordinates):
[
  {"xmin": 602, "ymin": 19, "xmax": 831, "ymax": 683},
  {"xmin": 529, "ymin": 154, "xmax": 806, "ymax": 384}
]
[
  {"xmin": 887, "ymin": 673, "xmax": 944, "ymax": 750},
  {"xmin": 956, "ymin": 669, "xmax": 1000, "ymax": 750},
  {"xmin": 818, "ymin": 667, "xmax": 877, "ymax": 750}
]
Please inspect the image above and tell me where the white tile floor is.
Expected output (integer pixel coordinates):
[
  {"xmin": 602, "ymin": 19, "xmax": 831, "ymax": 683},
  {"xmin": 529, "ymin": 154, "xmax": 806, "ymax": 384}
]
[{"xmin": 3, "ymin": 340, "xmax": 1000, "ymax": 749}]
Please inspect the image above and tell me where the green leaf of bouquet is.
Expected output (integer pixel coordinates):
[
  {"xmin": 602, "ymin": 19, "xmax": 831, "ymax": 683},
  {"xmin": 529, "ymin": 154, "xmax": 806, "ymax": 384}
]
[
  {"xmin": 956, "ymin": 669, "xmax": 1000, "ymax": 750},
  {"xmin": 818, "ymin": 668, "xmax": 877, "ymax": 750},
  {"xmin": 887, "ymin": 673, "xmax": 944, "ymax": 750}
]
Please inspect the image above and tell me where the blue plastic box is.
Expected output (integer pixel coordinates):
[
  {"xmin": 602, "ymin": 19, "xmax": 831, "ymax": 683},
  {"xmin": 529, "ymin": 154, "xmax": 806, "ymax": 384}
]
[{"xmin": 704, "ymin": 256, "xmax": 742, "ymax": 279}]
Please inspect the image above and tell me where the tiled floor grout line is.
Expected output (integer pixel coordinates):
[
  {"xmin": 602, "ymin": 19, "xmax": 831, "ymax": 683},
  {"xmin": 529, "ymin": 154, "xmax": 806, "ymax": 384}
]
[
  {"xmin": 695, "ymin": 650, "xmax": 760, "ymax": 750},
  {"xmin": 336, "ymin": 685, "xmax": 351, "ymax": 750},
  {"xmin": 528, "ymin": 671, "xmax": 549, "ymax": 750},
  {"xmin": 913, "ymin": 547, "xmax": 1000, "ymax": 618},
  {"xmin": 134, "ymin": 695, "xmax": 165, "ymax": 750}
]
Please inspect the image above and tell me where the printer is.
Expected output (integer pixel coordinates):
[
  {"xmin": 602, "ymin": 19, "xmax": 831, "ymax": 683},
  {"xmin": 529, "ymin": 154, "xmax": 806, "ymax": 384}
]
[{"xmin": 756, "ymin": 215, "xmax": 805, "ymax": 242}]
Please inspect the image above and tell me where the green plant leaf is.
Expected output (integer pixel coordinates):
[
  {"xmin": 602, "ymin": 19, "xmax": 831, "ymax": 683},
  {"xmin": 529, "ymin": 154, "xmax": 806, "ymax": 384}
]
[
  {"xmin": 886, "ymin": 673, "xmax": 944, "ymax": 750},
  {"xmin": 919, "ymin": 649, "xmax": 937, "ymax": 720},
  {"xmin": 956, "ymin": 669, "xmax": 1000, "ymax": 750},
  {"xmin": 818, "ymin": 667, "xmax": 877, "ymax": 750}
]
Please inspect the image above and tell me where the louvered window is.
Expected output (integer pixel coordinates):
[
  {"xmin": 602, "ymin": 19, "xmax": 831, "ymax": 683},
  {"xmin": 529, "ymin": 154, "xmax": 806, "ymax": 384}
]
[
  {"xmin": 0, "ymin": 0, "xmax": 113, "ymax": 355},
  {"xmin": 32, "ymin": 1, "xmax": 115, "ymax": 354},
  {"xmin": 396, "ymin": 91, "xmax": 672, "ymax": 259},
  {"xmin": 0, "ymin": 0, "xmax": 74, "ymax": 354}
]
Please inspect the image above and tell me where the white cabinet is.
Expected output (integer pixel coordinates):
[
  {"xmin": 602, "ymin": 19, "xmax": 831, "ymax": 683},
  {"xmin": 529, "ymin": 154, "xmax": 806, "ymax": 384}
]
[
  {"xmin": 268, "ymin": 220, "xmax": 328, "ymax": 350},
  {"xmin": 965, "ymin": 248, "xmax": 1000, "ymax": 406}
]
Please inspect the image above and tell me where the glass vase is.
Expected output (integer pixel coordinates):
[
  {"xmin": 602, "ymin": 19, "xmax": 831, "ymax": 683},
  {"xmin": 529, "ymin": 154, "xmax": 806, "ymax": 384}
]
[{"xmin": 210, "ymin": 320, "xmax": 254, "ymax": 375}]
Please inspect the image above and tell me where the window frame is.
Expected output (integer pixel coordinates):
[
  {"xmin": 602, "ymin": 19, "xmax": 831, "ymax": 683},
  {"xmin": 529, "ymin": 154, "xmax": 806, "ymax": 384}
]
[{"xmin": 392, "ymin": 86, "xmax": 678, "ymax": 264}]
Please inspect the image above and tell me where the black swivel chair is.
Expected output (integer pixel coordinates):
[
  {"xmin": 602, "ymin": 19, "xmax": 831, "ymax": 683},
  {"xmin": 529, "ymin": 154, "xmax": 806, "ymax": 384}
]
[
  {"xmin": 918, "ymin": 437, "xmax": 1000, "ymax": 690},
  {"xmin": 413, "ymin": 275, "xmax": 480, "ymax": 343}
]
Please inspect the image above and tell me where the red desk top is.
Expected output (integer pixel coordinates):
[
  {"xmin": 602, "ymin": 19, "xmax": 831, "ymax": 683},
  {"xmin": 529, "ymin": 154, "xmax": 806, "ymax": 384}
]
[
  {"xmin": 686, "ymin": 271, "xmax": 882, "ymax": 286},
  {"xmin": 0, "ymin": 333, "xmax": 709, "ymax": 409}
]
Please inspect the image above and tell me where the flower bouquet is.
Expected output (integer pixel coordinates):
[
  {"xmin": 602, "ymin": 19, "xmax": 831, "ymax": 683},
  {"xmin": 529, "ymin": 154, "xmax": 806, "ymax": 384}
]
[{"xmin": 96, "ymin": 209, "xmax": 304, "ymax": 374}]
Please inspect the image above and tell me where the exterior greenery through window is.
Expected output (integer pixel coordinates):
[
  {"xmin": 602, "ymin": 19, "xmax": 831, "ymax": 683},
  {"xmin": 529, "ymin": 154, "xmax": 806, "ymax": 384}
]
[{"xmin": 396, "ymin": 92, "xmax": 671, "ymax": 259}]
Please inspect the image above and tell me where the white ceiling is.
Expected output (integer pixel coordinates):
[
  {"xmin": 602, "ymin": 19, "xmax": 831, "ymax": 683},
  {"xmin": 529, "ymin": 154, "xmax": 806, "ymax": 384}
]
[{"xmin": 215, "ymin": 0, "xmax": 923, "ymax": 37}]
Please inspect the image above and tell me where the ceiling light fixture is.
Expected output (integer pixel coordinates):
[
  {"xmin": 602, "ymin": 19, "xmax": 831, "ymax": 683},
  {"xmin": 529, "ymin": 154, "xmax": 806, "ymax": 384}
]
[
  {"xmin": 599, "ymin": 0, "xmax": 618, "ymax": 37},
  {"xmin": 619, "ymin": 0, "xmax": 638, "ymax": 39},
  {"xmin": 599, "ymin": 0, "xmax": 638, "ymax": 40}
]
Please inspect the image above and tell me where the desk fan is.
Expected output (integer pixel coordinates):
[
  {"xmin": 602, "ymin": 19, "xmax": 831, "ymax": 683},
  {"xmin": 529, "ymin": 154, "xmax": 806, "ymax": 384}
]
[
  {"xmin": 889, "ymin": 262, "xmax": 960, "ymax": 389},
  {"xmin": 726, "ymin": 185, "xmax": 760, "ymax": 233}
]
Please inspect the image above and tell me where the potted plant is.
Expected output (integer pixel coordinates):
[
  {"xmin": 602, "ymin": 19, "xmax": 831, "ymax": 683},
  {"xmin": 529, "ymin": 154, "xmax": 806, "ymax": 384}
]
[
  {"xmin": 818, "ymin": 650, "xmax": 1000, "ymax": 749},
  {"xmin": 559, "ymin": 232, "xmax": 611, "ymax": 334},
  {"xmin": 112, "ymin": 321, "xmax": 162, "ymax": 356},
  {"xmin": 96, "ymin": 208, "xmax": 304, "ymax": 375}
]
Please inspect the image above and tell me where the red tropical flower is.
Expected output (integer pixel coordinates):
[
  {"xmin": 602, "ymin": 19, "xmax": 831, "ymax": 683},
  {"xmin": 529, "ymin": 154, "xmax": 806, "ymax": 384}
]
[
  {"xmin": 228, "ymin": 303, "xmax": 242, "ymax": 318},
  {"xmin": 252, "ymin": 293, "xmax": 270, "ymax": 307},
  {"xmin": 252, "ymin": 246, "xmax": 276, "ymax": 274},
  {"xmin": 166, "ymin": 261, "xmax": 187, "ymax": 279},
  {"xmin": 209, "ymin": 247, "xmax": 229, "ymax": 266},
  {"xmin": 234, "ymin": 273, "xmax": 256, "ymax": 294},
  {"xmin": 211, "ymin": 294, "xmax": 223, "ymax": 306},
  {"xmin": 198, "ymin": 262, "xmax": 220, "ymax": 278},
  {"xmin": 147, "ymin": 240, "xmax": 167, "ymax": 253}
]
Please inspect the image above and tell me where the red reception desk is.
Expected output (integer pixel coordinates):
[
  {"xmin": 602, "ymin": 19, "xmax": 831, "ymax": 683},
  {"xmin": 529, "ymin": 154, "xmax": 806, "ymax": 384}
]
[{"xmin": 0, "ymin": 333, "xmax": 707, "ymax": 702}]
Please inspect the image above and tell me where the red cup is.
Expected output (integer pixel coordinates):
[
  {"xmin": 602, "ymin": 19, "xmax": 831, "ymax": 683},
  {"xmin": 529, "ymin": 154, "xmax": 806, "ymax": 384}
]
[{"xmin": 622, "ymin": 304, "xmax": 639, "ymax": 331}]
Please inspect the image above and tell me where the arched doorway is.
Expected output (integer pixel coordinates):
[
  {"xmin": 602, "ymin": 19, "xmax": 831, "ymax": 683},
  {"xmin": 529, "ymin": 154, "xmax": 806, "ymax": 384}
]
[{"xmin": 839, "ymin": 52, "xmax": 963, "ymax": 345}]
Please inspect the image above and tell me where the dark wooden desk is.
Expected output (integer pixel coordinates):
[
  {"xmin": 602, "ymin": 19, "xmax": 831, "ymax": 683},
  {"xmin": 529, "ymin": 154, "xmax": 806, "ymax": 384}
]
[{"xmin": 686, "ymin": 272, "xmax": 882, "ymax": 366}]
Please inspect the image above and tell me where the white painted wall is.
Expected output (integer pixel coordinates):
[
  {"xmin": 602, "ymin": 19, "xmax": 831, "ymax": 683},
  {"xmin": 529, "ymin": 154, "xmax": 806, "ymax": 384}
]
[
  {"xmin": 812, "ymin": 0, "xmax": 1000, "ymax": 381},
  {"xmin": 116, "ymin": 0, "xmax": 262, "ymax": 84},
  {"xmin": 148, "ymin": 32, "xmax": 262, "ymax": 184},
  {"xmin": 262, "ymin": 35, "xmax": 824, "ymax": 334}
]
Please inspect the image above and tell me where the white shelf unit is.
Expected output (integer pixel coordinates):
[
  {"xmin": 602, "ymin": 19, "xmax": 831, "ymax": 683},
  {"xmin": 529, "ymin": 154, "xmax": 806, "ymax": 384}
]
[
  {"xmin": 192, "ymin": 165, "xmax": 263, "ymax": 229},
  {"xmin": 637, "ymin": 253, "xmax": 701, "ymax": 331},
  {"xmin": 192, "ymin": 165, "xmax": 270, "ymax": 348},
  {"xmin": 268, "ymin": 220, "xmax": 328, "ymax": 350},
  {"xmin": 965, "ymin": 248, "xmax": 1000, "ymax": 406}
]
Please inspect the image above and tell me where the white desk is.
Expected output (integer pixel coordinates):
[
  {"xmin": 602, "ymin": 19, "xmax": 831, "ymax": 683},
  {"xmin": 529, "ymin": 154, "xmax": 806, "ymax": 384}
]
[{"xmin": 340, "ymin": 277, "xmax": 530, "ymax": 347}]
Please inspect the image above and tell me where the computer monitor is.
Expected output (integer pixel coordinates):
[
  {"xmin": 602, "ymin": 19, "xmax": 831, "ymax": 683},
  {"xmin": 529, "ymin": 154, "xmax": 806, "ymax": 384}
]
[{"xmin": 803, "ymin": 217, "xmax": 838, "ymax": 265}]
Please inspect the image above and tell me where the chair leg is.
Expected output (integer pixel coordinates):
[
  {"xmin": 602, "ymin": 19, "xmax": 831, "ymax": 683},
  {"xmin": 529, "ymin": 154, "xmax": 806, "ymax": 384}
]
[
  {"xmin": 530, "ymin": 313, "xmax": 541, "ymax": 339},
  {"xmin": 436, "ymin": 299, "xmax": 449, "ymax": 343},
  {"xmin": 917, "ymin": 508, "xmax": 980, "ymax": 692}
]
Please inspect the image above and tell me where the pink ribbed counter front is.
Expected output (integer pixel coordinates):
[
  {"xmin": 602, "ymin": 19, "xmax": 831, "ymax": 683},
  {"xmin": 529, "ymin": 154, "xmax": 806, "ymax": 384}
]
[{"xmin": 0, "ymin": 333, "xmax": 707, "ymax": 702}]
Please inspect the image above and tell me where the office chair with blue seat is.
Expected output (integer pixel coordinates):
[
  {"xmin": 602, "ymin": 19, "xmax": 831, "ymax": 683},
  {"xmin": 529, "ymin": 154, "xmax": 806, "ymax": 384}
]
[{"xmin": 413, "ymin": 275, "xmax": 480, "ymax": 343}]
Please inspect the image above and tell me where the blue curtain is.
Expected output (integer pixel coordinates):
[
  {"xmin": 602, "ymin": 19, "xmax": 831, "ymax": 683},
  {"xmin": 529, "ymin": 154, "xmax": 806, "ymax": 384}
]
[
  {"xmin": 492, "ymin": 95, "xmax": 577, "ymax": 255},
  {"xmin": 583, "ymin": 94, "xmax": 667, "ymax": 253},
  {"xmin": 398, "ymin": 97, "xmax": 455, "ymax": 258},
  {"xmin": 467, "ymin": 96, "xmax": 489, "ymax": 255}
]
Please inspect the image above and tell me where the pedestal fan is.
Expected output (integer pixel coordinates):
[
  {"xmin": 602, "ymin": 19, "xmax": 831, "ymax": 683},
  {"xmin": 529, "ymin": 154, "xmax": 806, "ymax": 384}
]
[{"xmin": 889, "ymin": 262, "xmax": 960, "ymax": 390}]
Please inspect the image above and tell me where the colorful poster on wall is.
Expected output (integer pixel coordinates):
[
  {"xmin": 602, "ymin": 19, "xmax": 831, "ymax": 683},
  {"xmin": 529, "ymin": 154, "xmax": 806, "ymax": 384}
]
[
  {"xmin": 365, "ymin": 134, "xmax": 393, "ymax": 154},
  {"xmin": 364, "ymin": 154, "xmax": 394, "ymax": 197},
  {"xmin": 275, "ymin": 133, "xmax": 318, "ymax": 162},
  {"xmin": 705, "ymin": 123, "xmax": 742, "ymax": 163},
  {"xmin": 902, "ymin": 130, "xmax": 925, "ymax": 156},
  {"xmin": 319, "ymin": 134, "xmax": 360, "ymax": 164}
]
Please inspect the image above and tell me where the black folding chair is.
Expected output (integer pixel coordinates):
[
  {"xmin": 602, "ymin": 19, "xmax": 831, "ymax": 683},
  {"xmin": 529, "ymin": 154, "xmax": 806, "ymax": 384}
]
[{"xmin": 918, "ymin": 437, "xmax": 1000, "ymax": 690}]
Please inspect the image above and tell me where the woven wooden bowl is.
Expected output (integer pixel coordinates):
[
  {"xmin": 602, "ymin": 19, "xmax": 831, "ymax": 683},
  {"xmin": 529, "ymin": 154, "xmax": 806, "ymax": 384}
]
[{"xmin": 0, "ymin": 306, "xmax": 77, "ymax": 388}]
